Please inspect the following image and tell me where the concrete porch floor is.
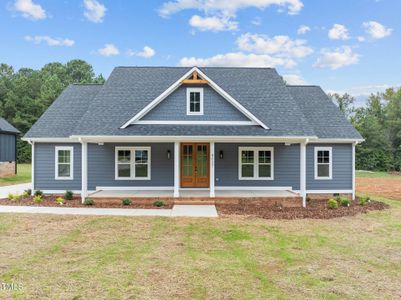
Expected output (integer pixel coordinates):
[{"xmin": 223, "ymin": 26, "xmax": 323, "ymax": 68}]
[{"xmin": 89, "ymin": 189, "xmax": 299, "ymax": 198}]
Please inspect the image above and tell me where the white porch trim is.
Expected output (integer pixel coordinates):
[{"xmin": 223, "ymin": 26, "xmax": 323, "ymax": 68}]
[
  {"xmin": 293, "ymin": 189, "xmax": 353, "ymax": 194},
  {"xmin": 96, "ymin": 186, "xmax": 174, "ymax": 191},
  {"xmin": 174, "ymin": 142, "xmax": 180, "ymax": 197},
  {"xmin": 215, "ymin": 186, "xmax": 293, "ymax": 191},
  {"xmin": 210, "ymin": 142, "xmax": 215, "ymax": 197}
]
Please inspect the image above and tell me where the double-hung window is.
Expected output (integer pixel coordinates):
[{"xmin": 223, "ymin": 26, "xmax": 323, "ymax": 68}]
[
  {"xmin": 238, "ymin": 147, "xmax": 274, "ymax": 180},
  {"xmin": 55, "ymin": 146, "xmax": 73, "ymax": 180},
  {"xmin": 186, "ymin": 88, "xmax": 204, "ymax": 115},
  {"xmin": 314, "ymin": 147, "xmax": 332, "ymax": 180},
  {"xmin": 115, "ymin": 147, "xmax": 151, "ymax": 180}
]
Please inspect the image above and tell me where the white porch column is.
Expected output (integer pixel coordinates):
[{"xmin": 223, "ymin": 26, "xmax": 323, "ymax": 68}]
[
  {"xmin": 31, "ymin": 141, "xmax": 35, "ymax": 191},
  {"xmin": 352, "ymin": 142, "xmax": 356, "ymax": 200},
  {"xmin": 210, "ymin": 142, "xmax": 215, "ymax": 198},
  {"xmin": 174, "ymin": 142, "xmax": 180, "ymax": 197},
  {"xmin": 81, "ymin": 140, "xmax": 88, "ymax": 203},
  {"xmin": 300, "ymin": 141, "xmax": 307, "ymax": 207}
]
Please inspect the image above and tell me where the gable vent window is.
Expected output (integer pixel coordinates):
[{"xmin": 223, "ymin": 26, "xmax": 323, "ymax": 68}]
[{"xmin": 186, "ymin": 88, "xmax": 204, "ymax": 115}]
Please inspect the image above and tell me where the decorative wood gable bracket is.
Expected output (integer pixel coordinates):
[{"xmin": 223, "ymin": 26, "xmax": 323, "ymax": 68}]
[{"xmin": 181, "ymin": 70, "xmax": 209, "ymax": 85}]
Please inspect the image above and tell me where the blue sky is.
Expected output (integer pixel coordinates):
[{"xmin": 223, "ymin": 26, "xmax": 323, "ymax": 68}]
[{"xmin": 1, "ymin": 0, "xmax": 400, "ymax": 102}]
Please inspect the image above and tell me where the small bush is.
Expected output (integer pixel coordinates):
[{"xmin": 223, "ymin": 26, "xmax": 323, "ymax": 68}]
[
  {"xmin": 359, "ymin": 196, "xmax": 371, "ymax": 206},
  {"xmin": 64, "ymin": 190, "xmax": 74, "ymax": 200},
  {"xmin": 327, "ymin": 199, "xmax": 338, "ymax": 209},
  {"xmin": 334, "ymin": 195, "xmax": 342, "ymax": 203},
  {"xmin": 55, "ymin": 197, "xmax": 65, "ymax": 205},
  {"xmin": 153, "ymin": 200, "xmax": 165, "ymax": 207},
  {"xmin": 34, "ymin": 190, "xmax": 43, "ymax": 197},
  {"xmin": 340, "ymin": 198, "xmax": 351, "ymax": 207},
  {"xmin": 33, "ymin": 195, "xmax": 43, "ymax": 204},
  {"xmin": 122, "ymin": 198, "xmax": 132, "ymax": 206},
  {"xmin": 84, "ymin": 198, "xmax": 95, "ymax": 206},
  {"xmin": 7, "ymin": 193, "xmax": 15, "ymax": 201},
  {"xmin": 24, "ymin": 189, "xmax": 32, "ymax": 196},
  {"xmin": 22, "ymin": 191, "xmax": 30, "ymax": 198}
]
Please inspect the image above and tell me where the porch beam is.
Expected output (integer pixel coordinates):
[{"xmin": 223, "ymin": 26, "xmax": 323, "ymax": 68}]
[
  {"xmin": 81, "ymin": 140, "xmax": 88, "ymax": 203},
  {"xmin": 300, "ymin": 141, "xmax": 307, "ymax": 207},
  {"xmin": 174, "ymin": 142, "xmax": 180, "ymax": 197},
  {"xmin": 210, "ymin": 142, "xmax": 215, "ymax": 198}
]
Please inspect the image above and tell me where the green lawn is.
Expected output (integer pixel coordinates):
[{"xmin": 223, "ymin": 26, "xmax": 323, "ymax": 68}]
[
  {"xmin": 0, "ymin": 196, "xmax": 400, "ymax": 299},
  {"xmin": 0, "ymin": 164, "xmax": 31, "ymax": 187},
  {"xmin": 356, "ymin": 170, "xmax": 401, "ymax": 178}
]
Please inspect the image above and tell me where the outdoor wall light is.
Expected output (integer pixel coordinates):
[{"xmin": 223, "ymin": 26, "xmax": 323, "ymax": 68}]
[
  {"xmin": 219, "ymin": 150, "xmax": 224, "ymax": 159},
  {"xmin": 167, "ymin": 150, "xmax": 171, "ymax": 160}
]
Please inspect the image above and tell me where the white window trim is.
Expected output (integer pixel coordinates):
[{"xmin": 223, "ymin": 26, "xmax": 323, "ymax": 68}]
[
  {"xmin": 186, "ymin": 88, "xmax": 204, "ymax": 116},
  {"xmin": 238, "ymin": 147, "xmax": 274, "ymax": 180},
  {"xmin": 55, "ymin": 146, "xmax": 74, "ymax": 180},
  {"xmin": 314, "ymin": 146, "xmax": 332, "ymax": 180},
  {"xmin": 115, "ymin": 146, "xmax": 151, "ymax": 180}
]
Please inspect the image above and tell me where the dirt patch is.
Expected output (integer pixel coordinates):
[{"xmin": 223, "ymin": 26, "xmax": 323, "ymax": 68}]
[
  {"xmin": 0, "ymin": 195, "xmax": 172, "ymax": 209},
  {"xmin": 217, "ymin": 198, "xmax": 389, "ymax": 220},
  {"xmin": 357, "ymin": 177, "xmax": 401, "ymax": 201}
]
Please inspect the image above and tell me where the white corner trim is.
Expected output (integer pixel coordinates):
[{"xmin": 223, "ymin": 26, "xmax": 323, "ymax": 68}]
[
  {"xmin": 120, "ymin": 66, "xmax": 269, "ymax": 130},
  {"xmin": 238, "ymin": 146, "xmax": 274, "ymax": 180},
  {"xmin": 115, "ymin": 146, "xmax": 151, "ymax": 180},
  {"xmin": 314, "ymin": 146, "xmax": 332, "ymax": 180},
  {"xmin": 55, "ymin": 146, "xmax": 74, "ymax": 180},
  {"xmin": 186, "ymin": 87, "xmax": 204, "ymax": 115},
  {"xmin": 133, "ymin": 120, "xmax": 256, "ymax": 126}
]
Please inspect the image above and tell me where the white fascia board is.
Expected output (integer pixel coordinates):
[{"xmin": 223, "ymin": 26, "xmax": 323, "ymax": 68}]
[
  {"xmin": 309, "ymin": 138, "xmax": 365, "ymax": 144},
  {"xmin": 120, "ymin": 67, "xmax": 197, "ymax": 129},
  {"xmin": 22, "ymin": 137, "xmax": 80, "ymax": 143}
]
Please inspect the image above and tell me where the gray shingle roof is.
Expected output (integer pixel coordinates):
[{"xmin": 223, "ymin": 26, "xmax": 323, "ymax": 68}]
[
  {"xmin": 0, "ymin": 117, "xmax": 19, "ymax": 134},
  {"xmin": 24, "ymin": 67, "xmax": 361, "ymax": 140},
  {"xmin": 25, "ymin": 84, "xmax": 102, "ymax": 138},
  {"xmin": 288, "ymin": 85, "xmax": 362, "ymax": 139}
]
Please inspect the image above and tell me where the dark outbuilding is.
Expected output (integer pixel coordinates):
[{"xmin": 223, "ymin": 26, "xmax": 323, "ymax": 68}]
[{"xmin": 0, "ymin": 117, "xmax": 20, "ymax": 176}]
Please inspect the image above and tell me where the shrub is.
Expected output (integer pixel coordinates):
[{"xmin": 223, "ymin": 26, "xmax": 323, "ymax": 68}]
[
  {"xmin": 327, "ymin": 199, "xmax": 338, "ymax": 209},
  {"xmin": 122, "ymin": 198, "xmax": 132, "ymax": 206},
  {"xmin": 64, "ymin": 190, "xmax": 74, "ymax": 200},
  {"xmin": 34, "ymin": 190, "xmax": 43, "ymax": 197},
  {"xmin": 340, "ymin": 198, "xmax": 351, "ymax": 207},
  {"xmin": 153, "ymin": 200, "xmax": 165, "ymax": 207},
  {"xmin": 84, "ymin": 198, "xmax": 95, "ymax": 206},
  {"xmin": 55, "ymin": 197, "xmax": 65, "ymax": 205},
  {"xmin": 33, "ymin": 195, "xmax": 43, "ymax": 204},
  {"xmin": 7, "ymin": 193, "xmax": 15, "ymax": 201},
  {"xmin": 359, "ymin": 196, "xmax": 371, "ymax": 206},
  {"xmin": 22, "ymin": 191, "xmax": 30, "ymax": 198},
  {"xmin": 24, "ymin": 189, "xmax": 32, "ymax": 196}
]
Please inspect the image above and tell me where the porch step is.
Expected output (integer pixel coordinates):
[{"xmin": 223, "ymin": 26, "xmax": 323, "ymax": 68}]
[{"xmin": 174, "ymin": 199, "xmax": 216, "ymax": 205}]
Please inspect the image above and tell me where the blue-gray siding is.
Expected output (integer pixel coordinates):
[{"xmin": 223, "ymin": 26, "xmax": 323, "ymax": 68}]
[
  {"xmin": 33, "ymin": 142, "xmax": 353, "ymax": 192},
  {"xmin": 0, "ymin": 133, "xmax": 16, "ymax": 162},
  {"xmin": 142, "ymin": 85, "xmax": 249, "ymax": 121},
  {"xmin": 87, "ymin": 143, "xmax": 174, "ymax": 190},
  {"xmin": 34, "ymin": 143, "xmax": 82, "ymax": 190},
  {"xmin": 215, "ymin": 143, "xmax": 300, "ymax": 189},
  {"xmin": 306, "ymin": 144, "xmax": 352, "ymax": 190}
]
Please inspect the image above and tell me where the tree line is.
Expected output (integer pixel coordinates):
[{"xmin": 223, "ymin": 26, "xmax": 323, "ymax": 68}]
[
  {"xmin": 0, "ymin": 60, "xmax": 104, "ymax": 162},
  {"xmin": 0, "ymin": 60, "xmax": 400, "ymax": 171},
  {"xmin": 330, "ymin": 90, "xmax": 401, "ymax": 171}
]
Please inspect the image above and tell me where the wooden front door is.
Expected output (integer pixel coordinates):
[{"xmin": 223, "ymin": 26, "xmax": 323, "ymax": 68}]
[{"xmin": 181, "ymin": 143, "xmax": 209, "ymax": 188}]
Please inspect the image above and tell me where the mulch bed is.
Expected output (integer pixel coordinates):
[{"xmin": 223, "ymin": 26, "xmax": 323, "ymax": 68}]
[
  {"xmin": 216, "ymin": 198, "xmax": 389, "ymax": 220},
  {"xmin": 0, "ymin": 196, "xmax": 173, "ymax": 209}
]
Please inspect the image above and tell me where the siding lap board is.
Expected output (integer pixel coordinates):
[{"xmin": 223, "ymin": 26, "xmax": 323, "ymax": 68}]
[{"xmin": 0, "ymin": 133, "xmax": 16, "ymax": 162}]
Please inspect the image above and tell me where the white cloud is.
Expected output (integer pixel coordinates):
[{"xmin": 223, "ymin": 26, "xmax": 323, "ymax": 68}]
[
  {"xmin": 189, "ymin": 15, "xmax": 238, "ymax": 31},
  {"xmin": 297, "ymin": 25, "xmax": 310, "ymax": 35},
  {"xmin": 126, "ymin": 46, "xmax": 156, "ymax": 58},
  {"xmin": 97, "ymin": 43, "xmax": 119, "ymax": 56},
  {"xmin": 357, "ymin": 36, "xmax": 365, "ymax": 42},
  {"xmin": 328, "ymin": 24, "xmax": 349, "ymax": 40},
  {"xmin": 236, "ymin": 33, "xmax": 313, "ymax": 58},
  {"xmin": 251, "ymin": 17, "xmax": 262, "ymax": 26},
  {"xmin": 159, "ymin": 0, "xmax": 304, "ymax": 17},
  {"xmin": 363, "ymin": 21, "xmax": 392, "ymax": 39},
  {"xmin": 178, "ymin": 52, "xmax": 295, "ymax": 68},
  {"xmin": 24, "ymin": 36, "xmax": 74, "ymax": 47},
  {"xmin": 314, "ymin": 46, "xmax": 359, "ymax": 70},
  {"xmin": 283, "ymin": 74, "xmax": 306, "ymax": 85},
  {"xmin": 12, "ymin": 0, "xmax": 46, "ymax": 20},
  {"xmin": 83, "ymin": 0, "xmax": 106, "ymax": 23}
]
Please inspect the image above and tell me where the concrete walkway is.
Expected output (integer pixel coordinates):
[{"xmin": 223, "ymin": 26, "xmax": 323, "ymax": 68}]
[
  {"xmin": 0, "ymin": 204, "xmax": 218, "ymax": 218},
  {"xmin": 0, "ymin": 183, "xmax": 32, "ymax": 199}
]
